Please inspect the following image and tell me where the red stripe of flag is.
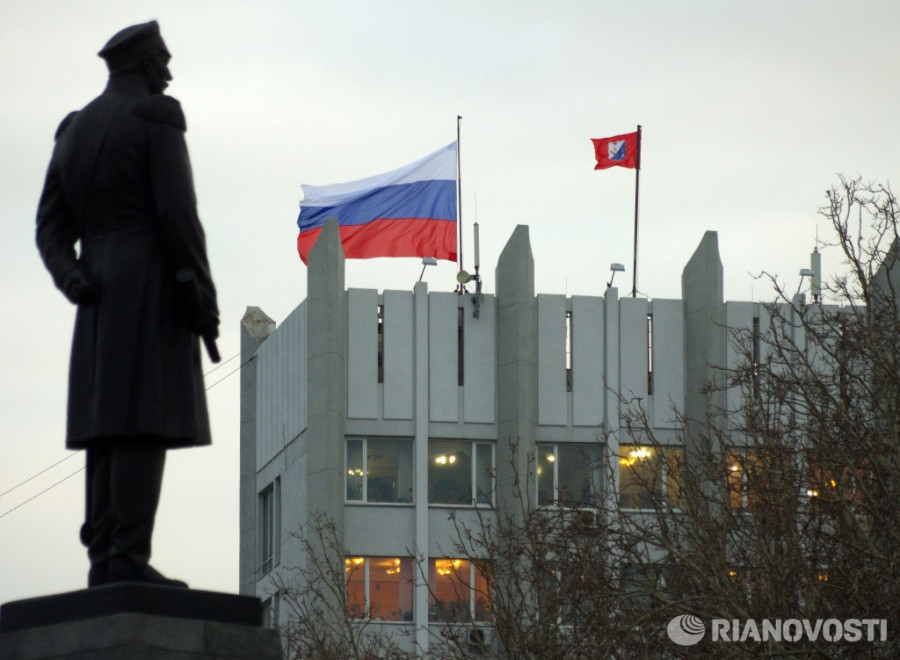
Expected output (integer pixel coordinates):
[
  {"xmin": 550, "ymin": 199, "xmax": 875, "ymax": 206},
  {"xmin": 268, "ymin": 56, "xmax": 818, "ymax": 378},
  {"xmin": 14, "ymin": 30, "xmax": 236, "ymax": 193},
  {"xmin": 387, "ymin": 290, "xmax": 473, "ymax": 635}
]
[{"xmin": 297, "ymin": 217, "xmax": 457, "ymax": 264}]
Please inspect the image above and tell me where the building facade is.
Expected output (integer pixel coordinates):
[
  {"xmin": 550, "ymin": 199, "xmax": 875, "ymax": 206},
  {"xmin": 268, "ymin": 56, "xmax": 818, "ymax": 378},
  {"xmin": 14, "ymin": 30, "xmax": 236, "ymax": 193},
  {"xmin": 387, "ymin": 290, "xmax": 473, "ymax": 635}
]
[{"xmin": 238, "ymin": 220, "xmax": 810, "ymax": 654}]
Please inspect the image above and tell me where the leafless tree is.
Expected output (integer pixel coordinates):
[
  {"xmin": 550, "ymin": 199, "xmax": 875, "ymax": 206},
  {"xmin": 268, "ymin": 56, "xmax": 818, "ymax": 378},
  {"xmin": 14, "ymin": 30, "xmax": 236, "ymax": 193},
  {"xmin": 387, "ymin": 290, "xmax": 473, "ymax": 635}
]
[
  {"xmin": 277, "ymin": 178, "xmax": 899, "ymax": 659},
  {"xmin": 272, "ymin": 512, "xmax": 417, "ymax": 660},
  {"xmin": 434, "ymin": 177, "xmax": 899, "ymax": 658}
]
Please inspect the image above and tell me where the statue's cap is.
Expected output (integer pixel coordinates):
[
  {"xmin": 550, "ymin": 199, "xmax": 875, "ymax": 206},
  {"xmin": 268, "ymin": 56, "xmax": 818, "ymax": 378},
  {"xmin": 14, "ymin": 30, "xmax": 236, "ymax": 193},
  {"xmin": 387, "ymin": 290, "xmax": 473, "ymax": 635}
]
[{"xmin": 98, "ymin": 21, "xmax": 169, "ymax": 73}]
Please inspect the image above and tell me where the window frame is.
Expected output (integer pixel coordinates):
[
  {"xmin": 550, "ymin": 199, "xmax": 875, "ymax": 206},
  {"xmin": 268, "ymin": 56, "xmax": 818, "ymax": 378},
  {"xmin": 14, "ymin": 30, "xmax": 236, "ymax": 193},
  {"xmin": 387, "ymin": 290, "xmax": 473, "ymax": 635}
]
[
  {"xmin": 345, "ymin": 555, "xmax": 415, "ymax": 622},
  {"xmin": 345, "ymin": 436, "xmax": 414, "ymax": 505},
  {"xmin": 726, "ymin": 448, "xmax": 766, "ymax": 511},
  {"xmin": 536, "ymin": 442, "xmax": 603, "ymax": 509},
  {"xmin": 428, "ymin": 439, "xmax": 495, "ymax": 507},
  {"xmin": 617, "ymin": 444, "xmax": 682, "ymax": 511},
  {"xmin": 261, "ymin": 594, "xmax": 279, "ymax": 629},
  {"xmin": 428, "ymin": 558, "xmax": 492, "ymax": 623},
  {"xmin": 258, "ymin": 478, "xmax": 280, "ymax": 576}
]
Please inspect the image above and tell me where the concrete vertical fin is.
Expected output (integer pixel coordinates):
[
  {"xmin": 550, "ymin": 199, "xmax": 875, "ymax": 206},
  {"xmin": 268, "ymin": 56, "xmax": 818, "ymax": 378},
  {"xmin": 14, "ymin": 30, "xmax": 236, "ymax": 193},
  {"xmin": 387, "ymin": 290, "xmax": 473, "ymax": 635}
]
[
  {"xmin": 239, "ymin": 307, "xmax": 276, "ymax": 595},
  {"xmin": 306, "ymin": 217, "xmax": 346, "ymax": 530},
  {"xmin": 412, "ymin": 281, "xmax": 430, "ymax": 653},
  {"xmin": 495, "ymin": 225, "xmax": 536, "ymax": 509},
  {"xmin": 682, "ymin": 231, "xmax": 726, "ymax": 454}
]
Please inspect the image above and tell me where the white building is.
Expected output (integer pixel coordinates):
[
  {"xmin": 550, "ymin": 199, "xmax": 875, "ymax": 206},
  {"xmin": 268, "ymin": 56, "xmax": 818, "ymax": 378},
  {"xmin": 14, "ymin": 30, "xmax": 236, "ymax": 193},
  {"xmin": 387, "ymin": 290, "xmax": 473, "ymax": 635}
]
[{"xmin": 238, "ymin": 220, "xmax": 801, "ymax": 655}]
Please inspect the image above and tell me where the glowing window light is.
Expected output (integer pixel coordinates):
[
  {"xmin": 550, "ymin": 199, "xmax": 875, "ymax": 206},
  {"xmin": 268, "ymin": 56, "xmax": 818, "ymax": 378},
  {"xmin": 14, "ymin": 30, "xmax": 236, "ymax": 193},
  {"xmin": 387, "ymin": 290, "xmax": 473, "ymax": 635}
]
[{"xmin": 436, "ymin": 559, "xmax": 463, "ymax": 575}]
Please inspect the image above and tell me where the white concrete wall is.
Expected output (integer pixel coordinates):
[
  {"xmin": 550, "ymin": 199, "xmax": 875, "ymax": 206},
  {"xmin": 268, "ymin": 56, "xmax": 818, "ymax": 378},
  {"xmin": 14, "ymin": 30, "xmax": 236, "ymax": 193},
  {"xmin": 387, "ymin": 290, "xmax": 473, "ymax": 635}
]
[
  {"xmin": 572, "ymin": 296, "xmax": 604, "ymax": 427},
  {"xmin": 347, "ymin": 289, "xmax": 378, "ymax": 419},
  {"xmin": 651, "ymin": 299, "xmax": 684, "ymax": 429},
  {"xmin": 463, "ymin": 294, "xmax": 496, "ymax": 423},
  {"xmin": 537, "ymin": 294, "xmax": 567, "ymax": 426},
  {"xmin": 429, "ymin": 292, "xmax": 459, "ymax": 422},
  {"xmin": 256, "ymin": 302, "xmax": 306, "ymax": 468},
  {"xmin": 618, "ymin": 297, "xmax": 649, "ymax": 422},
  {"xmin": 384, "ymin": 290, "xmax": 414, "ymax": 420},
  {"xmin": 344, "ymin": 506, "xmax": 415, "ymax": 555},
  {"xmin": 724, "ymin": 301, "xmax": 756, "ymax": 423}
]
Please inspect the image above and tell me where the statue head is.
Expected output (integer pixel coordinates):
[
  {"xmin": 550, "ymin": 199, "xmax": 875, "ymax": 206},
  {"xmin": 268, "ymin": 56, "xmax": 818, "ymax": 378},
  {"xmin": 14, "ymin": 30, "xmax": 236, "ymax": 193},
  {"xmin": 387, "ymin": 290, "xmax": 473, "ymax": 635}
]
[{"xmin": 99, "ymin": 20, "xmax": 172, "ymax": 93}]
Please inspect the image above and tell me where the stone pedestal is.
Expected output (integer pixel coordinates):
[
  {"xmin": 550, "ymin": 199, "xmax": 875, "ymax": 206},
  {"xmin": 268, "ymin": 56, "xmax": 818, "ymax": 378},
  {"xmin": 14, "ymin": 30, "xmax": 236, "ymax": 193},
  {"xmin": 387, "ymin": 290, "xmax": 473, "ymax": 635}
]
[{"xmin": 0, "ymin": 584, "xmax": 282, "ymax": 659}]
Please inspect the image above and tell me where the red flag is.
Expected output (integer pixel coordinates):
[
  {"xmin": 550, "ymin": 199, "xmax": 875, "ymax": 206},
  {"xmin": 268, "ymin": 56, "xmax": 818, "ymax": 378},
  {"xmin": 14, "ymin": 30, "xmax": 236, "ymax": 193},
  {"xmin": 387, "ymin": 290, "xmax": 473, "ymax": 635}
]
[{"xmin": 592, "ymin": 131, "xmax": 639, "ymax": 170}]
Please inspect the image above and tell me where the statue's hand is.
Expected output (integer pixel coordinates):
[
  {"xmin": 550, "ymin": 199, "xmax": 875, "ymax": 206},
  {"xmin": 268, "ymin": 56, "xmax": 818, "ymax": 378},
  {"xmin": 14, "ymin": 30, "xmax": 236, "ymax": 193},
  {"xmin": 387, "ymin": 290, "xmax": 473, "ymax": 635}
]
[
  {"xmin": 197, "ymin": 313, "xmax": 220, "ymax": 363},
  {"xmin": 64, "ymin": 264, "xmax": 98, "ymax": 305},
  {"xmin": 196, "ymin": 313, "xmax": 220, "ymax": 341}
]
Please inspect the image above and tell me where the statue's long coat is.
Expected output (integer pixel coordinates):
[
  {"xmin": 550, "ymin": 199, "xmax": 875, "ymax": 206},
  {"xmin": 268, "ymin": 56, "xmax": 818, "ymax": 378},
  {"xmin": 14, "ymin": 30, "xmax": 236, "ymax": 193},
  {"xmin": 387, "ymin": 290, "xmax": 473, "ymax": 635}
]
[{"xmin": 36, "ymin": 76, "xmax": 217, "ymax": 449}]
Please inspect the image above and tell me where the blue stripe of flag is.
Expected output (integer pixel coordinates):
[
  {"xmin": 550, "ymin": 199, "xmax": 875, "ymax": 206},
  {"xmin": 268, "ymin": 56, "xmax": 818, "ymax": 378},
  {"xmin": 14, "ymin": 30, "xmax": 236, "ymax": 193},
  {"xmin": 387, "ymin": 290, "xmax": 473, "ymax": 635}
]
[{"xmin": 297, "ymin": 180, "xmax": 456, "ymax": 232}]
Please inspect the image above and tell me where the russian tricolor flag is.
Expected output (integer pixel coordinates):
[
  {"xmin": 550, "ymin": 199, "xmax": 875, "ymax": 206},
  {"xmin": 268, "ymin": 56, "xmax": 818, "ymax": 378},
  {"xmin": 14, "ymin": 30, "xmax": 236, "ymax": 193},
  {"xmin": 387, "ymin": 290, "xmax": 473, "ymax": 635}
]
[{"xmin": 297, "ymin": 142, "xmax": 458, "ymax": 264}]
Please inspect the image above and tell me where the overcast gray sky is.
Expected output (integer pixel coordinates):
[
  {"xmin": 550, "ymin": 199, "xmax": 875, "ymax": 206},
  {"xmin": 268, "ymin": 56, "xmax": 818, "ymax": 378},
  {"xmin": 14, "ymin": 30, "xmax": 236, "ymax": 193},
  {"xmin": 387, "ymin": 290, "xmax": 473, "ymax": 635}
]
[{"xmin": 2, "ymin": 1, "xmax": 899, "ymax": 603}]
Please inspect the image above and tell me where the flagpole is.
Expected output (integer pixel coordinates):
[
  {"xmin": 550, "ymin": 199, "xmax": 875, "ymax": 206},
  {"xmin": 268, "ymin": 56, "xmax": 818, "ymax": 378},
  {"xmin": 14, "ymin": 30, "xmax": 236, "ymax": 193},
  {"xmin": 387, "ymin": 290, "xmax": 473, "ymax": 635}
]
[
  {"xmin": 632, "ymin": 124, "xmax": 642, "ymax": 298},
  {"xmin": 457, "ymin": 115, "xmax": 463, "ymax": 279}
]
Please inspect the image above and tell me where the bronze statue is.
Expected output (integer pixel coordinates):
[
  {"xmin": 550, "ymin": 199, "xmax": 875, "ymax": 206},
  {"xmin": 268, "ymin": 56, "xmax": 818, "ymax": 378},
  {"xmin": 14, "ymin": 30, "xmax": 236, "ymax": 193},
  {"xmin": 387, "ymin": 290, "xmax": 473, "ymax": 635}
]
[{"xmin": 36, "ymin": 21, "xmax": 219, "ymax": 588}]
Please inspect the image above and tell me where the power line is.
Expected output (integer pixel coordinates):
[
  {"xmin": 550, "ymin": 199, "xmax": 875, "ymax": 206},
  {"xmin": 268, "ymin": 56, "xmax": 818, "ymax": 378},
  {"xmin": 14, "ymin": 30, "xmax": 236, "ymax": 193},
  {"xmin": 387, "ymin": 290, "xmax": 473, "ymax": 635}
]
[
  {"xmin": 0, "ymin": 350, "xmax": 245, "ymax": 500},
  {"xmin": 204, "ymin": 355, "xmax": 255, "ymax": 391},
  {"xmin": 0, "ymin": 466, "xmax": 84, "ymax": 520},
  {"xmin": 0, "ymin": 348, "xmax": 257, "ymax": 520},
  {"xmin": 202, "ymin": 347, "xmax": 244, "ymax": 376},
  {"xmin": 0, "ymin": 451, "xmax": 81, "ymax": 500}
]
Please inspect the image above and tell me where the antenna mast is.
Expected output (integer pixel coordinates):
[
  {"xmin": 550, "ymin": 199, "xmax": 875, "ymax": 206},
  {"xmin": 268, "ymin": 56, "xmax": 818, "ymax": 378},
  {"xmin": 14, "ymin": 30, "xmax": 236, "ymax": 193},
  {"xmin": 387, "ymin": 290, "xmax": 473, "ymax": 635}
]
[{"xmin": 457, "ymin": 115, "xmax": 463, "ymax": 278}]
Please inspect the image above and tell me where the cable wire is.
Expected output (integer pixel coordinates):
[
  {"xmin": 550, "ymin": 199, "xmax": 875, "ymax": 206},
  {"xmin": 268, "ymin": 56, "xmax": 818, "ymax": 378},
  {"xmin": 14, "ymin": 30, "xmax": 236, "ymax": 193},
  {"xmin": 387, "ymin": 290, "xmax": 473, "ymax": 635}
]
[
  {"xmin": 0, "ymin": 348, "xmax": 257, "ymax": 519},
  {"xmin": 0, "ymin": 466, "xmax": 85, "ymax": 520},
  {"xmin": 0, "ymin": 451, "xmax": 82, "ymax": 500}
]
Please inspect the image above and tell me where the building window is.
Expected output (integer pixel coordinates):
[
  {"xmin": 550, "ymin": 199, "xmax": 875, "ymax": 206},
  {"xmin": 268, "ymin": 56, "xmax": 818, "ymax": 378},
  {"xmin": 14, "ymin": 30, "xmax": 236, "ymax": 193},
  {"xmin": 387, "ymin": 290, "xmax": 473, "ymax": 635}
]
[
  {"xmin": 565, "ymin": 309, "xmax": 573, "ymax": 392},
  {"xmin": 345, "ymin": 556, "xmax": 415, "ymax": 621},
  {"xmin": 806, "ymin": 452, "xmax": 871, "ymax": 509},
  {"xmin": 537, "ymin": 443, "xmax": 603, "ymax": 508},
  {"xmin": 458, "ymin": 306, "xmax": 465, "ymax": 386},
  {"xmin": 618, "ymin": 445, "xmax": 682, "ymax": 510},
  {"xmin": 620, "ymin": 564, "xmax": 656, "ymax": 610},
  {"xmin": 377, "ymin": 304, "xmax": 384, "ymax": 384},
  {"xmin": 346, "ymin": 437, "xmax": 413, "ymax": 503},
  {"xmin": 727, "ymin": 449, "xmax": 764, "ymax": 510},
  {"xmin": 752, "ymin": 316, "xmax": 761, "ymax": 396},
  {"xmin": 536, "ymin": 563, "xmax": 588, "ymax": 626},
  {"xmin": 647, "ymin": 313, "xmax": 654, "ymax": 395},
  {"xmin": 428, "ymin": 558, "xmax": 492, "ymax": 623},
  {"xmin": 428, "ymin": 440, "xmax": 494, "ymax": 506},
  {"xmin": 258, "ymin": 479, "xmax": 280, "ymax": 575},
  {"xmin": 261, "ymin": 595, "xmax": 279, "ymax": 629}
]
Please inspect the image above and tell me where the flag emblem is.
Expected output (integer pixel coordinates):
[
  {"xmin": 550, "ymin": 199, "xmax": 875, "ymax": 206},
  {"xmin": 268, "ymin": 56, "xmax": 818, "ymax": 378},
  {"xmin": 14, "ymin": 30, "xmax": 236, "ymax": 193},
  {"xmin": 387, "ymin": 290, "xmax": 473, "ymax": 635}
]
[{"xmin": 592, "ymin": 130, "xmax": 640, "ymax": 170}]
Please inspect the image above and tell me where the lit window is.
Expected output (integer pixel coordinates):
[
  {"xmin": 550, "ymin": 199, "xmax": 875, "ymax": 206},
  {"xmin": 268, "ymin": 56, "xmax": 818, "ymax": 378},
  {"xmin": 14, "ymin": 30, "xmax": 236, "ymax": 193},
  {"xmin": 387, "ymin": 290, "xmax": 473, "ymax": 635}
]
[
  {"xmin": 346, "ymin": 437, "xmax": 413, "ymax": 503},
  {"xmin": 537, "ymin": 443, "xmax": 603, "ymax": 507},
  {"xmin": 428, "ymin": 440, "xmax": 494, "ymax": 506},
  {"xmin": 807, "ymin": 452, "xmax": 872, "ymax": 507},
  {"xmin": 726, "ymin": 449, "xmax": 764, "ymax": 510},
  {"xmin": 428, "ymin": 558, "xmax": 491, "ymax": 622},
  {"xmin": 345, "ymin": 556, "xmax": 415, "ymax": 621},
  {"xmin": 618, "ymin": 445, "xmax": 682, "ymax": 509},
  {"xmin": 258, "ymin": 479, "xmax": 280, "ymax": 575},
  {"xmin": 725, "ymin": 566, "xmax": 765, "ymax": 604}
]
